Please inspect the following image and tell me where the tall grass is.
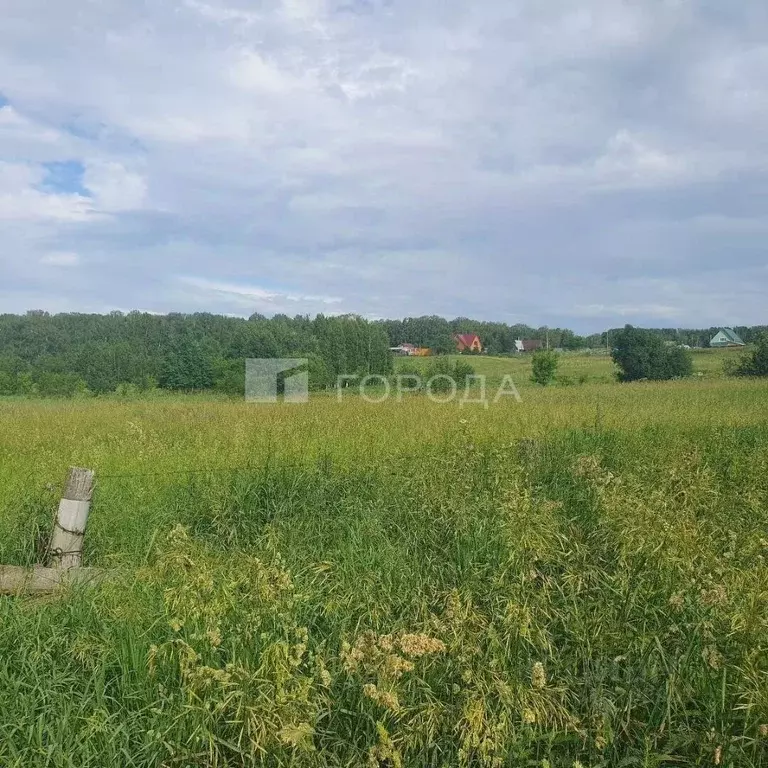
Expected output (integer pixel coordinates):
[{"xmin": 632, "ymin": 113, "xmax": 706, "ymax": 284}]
[{"xmin": 1, "ymin": 377, "xmax": 767, "ymax": 766}]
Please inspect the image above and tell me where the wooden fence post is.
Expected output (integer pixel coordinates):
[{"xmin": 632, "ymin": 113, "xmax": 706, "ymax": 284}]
[{"xmin": 49, "ymin": 467, "xmax": 95, "ymax": 569}]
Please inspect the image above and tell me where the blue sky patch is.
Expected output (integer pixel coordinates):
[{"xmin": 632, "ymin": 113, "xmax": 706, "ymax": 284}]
[
  {"xmin": 0, "ymin": 92, "xmax": 9, "ymax": 108},
  {"xmin": 39, "ymin": 160, "xmax": 91, "ymax": 197}
]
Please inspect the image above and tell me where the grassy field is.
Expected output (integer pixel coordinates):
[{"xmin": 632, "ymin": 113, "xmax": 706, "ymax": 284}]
[
  {"xmin": 395, "ymin": 348, "xmax": 742, "ymax": 387},
  {"xmin": 1, "ymin": 355, "xmax": 768, "ymax": 766}
]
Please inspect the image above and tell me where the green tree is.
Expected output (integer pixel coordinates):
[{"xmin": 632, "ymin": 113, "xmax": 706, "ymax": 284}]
[
  {"xmin": 611, "ymin": 326, "xmax": 693, "ymax": 382},
  {"xmin": 733, "ymin": 333, "xmax": 768, "ymax": 377},
  {"xmin": 305, "ymin": 353, "xmax": 333, "ymax": 391},
  {"xmin": 212, "ymin": 359, "xmax": 245, "ymax": 396},
  {"xmin": 0, "ymin": 371, "xmax": 18, "ymax": 395},
  {"xmin": 34, "ymin": 372, "xmax": 88, "ymax": 398},
  {"xmin": 531, "ymin": 350, "xmax": 559, "ymax": 386},
  {"xmin": 159, "ymin": 336, "xmax": 215, "ymax": 391}
]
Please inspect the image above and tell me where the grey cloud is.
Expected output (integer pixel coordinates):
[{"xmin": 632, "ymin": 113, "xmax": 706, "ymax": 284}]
[{"xmin": 0, "ymin": 0, "xmax": 766, "ymax": 330}]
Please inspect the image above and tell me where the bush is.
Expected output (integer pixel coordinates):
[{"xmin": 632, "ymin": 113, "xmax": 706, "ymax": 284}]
[
  {"xmin": 35, "ymin": 372, "xmax": 89, "ymax": 398},
  {"xmin": 136, "ymin": 374, "xmax": 159, "ymax": 392},
  {"xmin": 531, "ymin": 350, "xmax": 558, "ymax": 386},
  {"xmin": 394, "ymin": 361, "xmax": 423, "ymax": 392},
  {"xmin": 115, "ymin": 382, "xmax": 140, "ymax": 398},
  {"xmin": 213, "ymin": 359, "xmax": 246, "ymax": 396},
  {"xmin": 0, "ymin": 371, "xmax": 17, "ymax": 396},
  {"xmin": 395, "ymin": 361, "xmax": 421, "ymax": 377},
  {"xmin": 611, "ymin": 326, "xmax": 693, "ymax": 382},
  {"xmin": 452, "ymin": 359, "xmax": 476, "ymax": 385},
  {"xmin": 425, "ymin": 357, "xmax": 475, "ymax": 393},
  {"xmin": 733, "ymin": 333, "xmax": 768, "ymax": 377}
]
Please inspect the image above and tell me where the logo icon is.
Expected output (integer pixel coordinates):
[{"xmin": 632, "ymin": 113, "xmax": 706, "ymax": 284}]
[{"xmin": 245, "ymin": 359, "xmax": 309, "ymax": 403}]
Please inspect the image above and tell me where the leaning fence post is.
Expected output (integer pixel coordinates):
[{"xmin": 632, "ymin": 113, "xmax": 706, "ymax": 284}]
[{"xmin": 49, "ymin": 467, "xmax": 95, "ymax": 569}]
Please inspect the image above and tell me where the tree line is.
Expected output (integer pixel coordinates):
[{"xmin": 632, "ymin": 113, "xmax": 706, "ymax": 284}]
[
  {"xmin": 603, "ymin": 325, "xmax": 768, "ymax": 349},
  {"xmin": 1, "ymin": 311, "xmax": 766, "ymax": 397},
  {"xmin": 381, "ymin": 317, "xmax": 768, "ymax": 354},
  {"xmin": 380, "ymin": 317, "xmax": 587, "ymax": 354},
  {"xmin": 0, "ymin": 311, "xmax": 392, "ymax": 397}
]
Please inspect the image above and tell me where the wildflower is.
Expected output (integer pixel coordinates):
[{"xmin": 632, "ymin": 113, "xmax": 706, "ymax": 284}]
[
  {"xmin": 376, "ymin": 690, "xmax": 400, "ymax": 712},
  {"xmin": 147, "ymin": 644, "xmax": 158, "ymax": 675},
  {"xmin": 531, "ymin": 661, "xmax": 547, "ymax": 689},
  {"xmin": 378, "ymin": 634, "xmax": 395, "ymax": 653},
  {"xmin": 703, "ymin": 646, "xmax": 724, "ymax": 670},
  {"xmin": 700, "ymin": 585, "xmax": 728, "ymax": 607},
  {"xmin": 595, "ymin": 735, "xmax": 607, "ymax": 750},
  {"xmin": 383, "ymin": 653, "xmax": 414, "ymax": 680},
  {"xmin": 714, "ymin": 745, "xmax": 722, "ymax": 765},
  {"xmin": 399, "ymin": 633, "xmax": 446, "ymax": 658},
  {"xmin": 278, "ymin": 722, "xmax": 315, "ymax": 749},
  {"xmin": 368, "ymin": 723, "xmax": 402, "ymax": 768},
  {"xmin": 363, "ymin": 683, "xmax": 400, "ymax": 712},
  {"xmin": 291, "ymin": 627, "xmax": 308, "ymax": 666},
  {"xmin": 341, "ymin": 637, "xmax": 367, "ymax": 672},
  {"xmin": 523, "ymin": 708, "xmax": 536, "ymax": 725},
  {"xmin": 759, "ymin": 724, "xmax": 768, "ymax": 737},
  {"xmin": 574, "ymin": 455, "xmax": 600, "ymax": 478},
  {"xmin": 668, "ymin": 592, "xmax": 684, "ymax": 611},
  {"xmin": 445, "ymin": 590, "xmax": 462, "ymax": 622},
  {"xmin": 363, "ymin": 683, "xmax": 378, "ymax": 699}
]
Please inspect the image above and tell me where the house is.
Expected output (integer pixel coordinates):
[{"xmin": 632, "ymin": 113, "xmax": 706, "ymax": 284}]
[
  {"xmin": 710, "ymin": 328, "xmax": 746, "ymax": 348},
  {"xmin": 515, "ymin": 339, "xmax": 543, "ymax": 353},
  {"xmin": 454, "ymin": 333, "xmax": 483, "ymax": 354}
]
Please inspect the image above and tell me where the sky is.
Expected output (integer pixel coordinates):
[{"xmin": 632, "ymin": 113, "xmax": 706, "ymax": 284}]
[{"xmin": 1, "ymin": 0, "xmax": 767, "ymax": 333}]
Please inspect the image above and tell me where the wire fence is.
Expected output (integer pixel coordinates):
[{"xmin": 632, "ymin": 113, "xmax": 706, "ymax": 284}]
[{"xmin": 98, "ymin": 466, "xmax": 271, "ymax": 480}]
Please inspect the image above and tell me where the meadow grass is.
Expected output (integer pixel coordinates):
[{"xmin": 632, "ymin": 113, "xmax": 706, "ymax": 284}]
[
  {"xmin": 1, "ymin": 366, "xmax": 768, "ymax": 766},
  {"xmin": 395, "ymin": 347, "xmax": 742, "ymax": 387}
]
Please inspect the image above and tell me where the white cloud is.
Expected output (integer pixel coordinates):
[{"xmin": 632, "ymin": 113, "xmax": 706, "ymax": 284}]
[
  {"xmin": 0, "ymin": 162, "xmax": 93, "ymax": 221},
  {"xmin": 41, "ymin": 251, "xmax": 81, "ymax": 267},
  {"xmin": 229, "ymin": 49, "xmax": 298, "ymax": 94},
  {"xmin": 83, "ymin": 161, "xmax": 147, "ymax": 212},
  {"xmin": 0, "ymin": 104, "xmax": 65, "ymax": 158},
  {"xmin": 177, "ymin": 276, "xmax": 344, "ymax": 314}
]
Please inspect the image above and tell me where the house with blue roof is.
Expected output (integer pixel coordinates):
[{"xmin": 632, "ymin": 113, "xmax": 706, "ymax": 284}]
[{"xmin": 709, "ymin": 328, "xmax": 746, "ymax": 348}]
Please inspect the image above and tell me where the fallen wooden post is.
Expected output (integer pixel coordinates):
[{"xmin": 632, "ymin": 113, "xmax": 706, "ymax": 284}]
[
  {"xmin": 0, "ymin": 467, "xmax": 100, "ymax": 596},
  {"xmin": 0, "ymin": 565, "xmax": 101, "ymax": 595}
]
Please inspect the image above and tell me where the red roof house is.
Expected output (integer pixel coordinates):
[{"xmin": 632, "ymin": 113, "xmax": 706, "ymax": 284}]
[{"xmin": 454, "ymin": 333, "xmax": 483, "ymax": 353}]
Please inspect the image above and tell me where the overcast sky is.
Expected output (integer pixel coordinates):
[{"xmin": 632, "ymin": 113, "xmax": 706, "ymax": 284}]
[{"xmin": 1, "ymin": 0, "xmax": 766, "ymax": 332}]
